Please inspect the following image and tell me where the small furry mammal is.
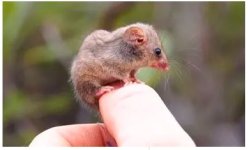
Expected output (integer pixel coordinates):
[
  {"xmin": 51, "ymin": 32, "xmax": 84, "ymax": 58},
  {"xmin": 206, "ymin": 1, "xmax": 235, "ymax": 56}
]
[{"xmin": 70, "ymin": 23, "xmax": 169, "ymax": 109}]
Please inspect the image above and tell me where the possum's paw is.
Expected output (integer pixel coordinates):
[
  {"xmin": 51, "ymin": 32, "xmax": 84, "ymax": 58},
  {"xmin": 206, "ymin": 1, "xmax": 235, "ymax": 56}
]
[
  {"xmin": 123, "ymin": 78, "xmax": 134, "ymax": 86},
  {"xmin": 130, "ymin": 77, "xmax": 144, "ymax": 84},
  {"xmin": 95, "ymin": 86, "xmax": 115, "ymax": 98},
  {"xmin": 124, "ymin": 78, "xmax": 144, "ymax": 86}
]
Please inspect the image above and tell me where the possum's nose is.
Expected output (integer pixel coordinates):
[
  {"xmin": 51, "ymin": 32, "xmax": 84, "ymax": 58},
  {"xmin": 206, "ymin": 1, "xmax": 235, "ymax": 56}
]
[
  {"xmin": 150, "ymin": 58, "xmax": 169, "ymax": 71},
  {"xmin": 157, "ymin": 59, "xmax": 169, "ymax": 71}
]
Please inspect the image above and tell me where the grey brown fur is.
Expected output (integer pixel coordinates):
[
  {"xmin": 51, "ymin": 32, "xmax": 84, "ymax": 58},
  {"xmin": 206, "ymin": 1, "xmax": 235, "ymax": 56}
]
[{"xmin": 70, "ymin": 23, "xmax": 168, "ymax": 110}]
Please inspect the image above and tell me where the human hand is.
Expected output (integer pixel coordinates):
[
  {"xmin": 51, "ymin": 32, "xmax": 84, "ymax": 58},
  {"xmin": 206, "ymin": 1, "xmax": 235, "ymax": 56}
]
[
  {"xmin": 29, "ymin": 123, "xmax": 116, "ymax": 146},
  {"xmin": 30, "ymin": 83, "xmax": 195, "ymax": 146}
]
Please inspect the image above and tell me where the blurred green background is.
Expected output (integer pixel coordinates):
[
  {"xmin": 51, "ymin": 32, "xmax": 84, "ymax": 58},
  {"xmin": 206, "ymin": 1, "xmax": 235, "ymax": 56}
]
[{"xmin": 3, "ymin": 2, "xmax": 245, "ymax": 146}]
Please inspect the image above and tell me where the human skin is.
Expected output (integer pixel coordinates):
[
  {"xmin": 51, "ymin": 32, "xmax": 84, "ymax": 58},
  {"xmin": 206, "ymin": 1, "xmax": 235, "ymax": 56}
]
[{"xmin": 29, "ymin": 83, "xmax": 195, "ymax": 146}]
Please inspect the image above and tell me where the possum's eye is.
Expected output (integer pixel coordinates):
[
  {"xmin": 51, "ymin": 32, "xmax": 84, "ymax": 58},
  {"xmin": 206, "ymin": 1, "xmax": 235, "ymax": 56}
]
[{"xmin": 154, "ymin": 48, "xmax": 161, "ymax": 56}]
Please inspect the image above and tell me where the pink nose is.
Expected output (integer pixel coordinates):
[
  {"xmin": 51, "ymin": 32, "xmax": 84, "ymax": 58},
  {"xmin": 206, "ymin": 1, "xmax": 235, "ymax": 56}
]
[
  {"xmin": 158, "ymin": 61, "xmax": 169, "ymax": 71},
  {"xmin": 150, "ymin": 59, "xmax": 169, "ymax": 71},
  {"xmin": 157, "ymin": 60, "xmax": 169, "ymax": 71}
]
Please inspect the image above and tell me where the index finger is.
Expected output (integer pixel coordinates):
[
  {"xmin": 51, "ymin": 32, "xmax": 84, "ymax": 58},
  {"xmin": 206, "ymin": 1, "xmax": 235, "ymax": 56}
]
[{"xmin": 99, "ymin": 83, "xmax": 196, "ymax": 146}]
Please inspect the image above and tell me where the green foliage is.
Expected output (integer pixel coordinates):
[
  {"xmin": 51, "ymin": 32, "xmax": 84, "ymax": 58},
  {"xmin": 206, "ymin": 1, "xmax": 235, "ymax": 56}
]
[{"xmin": 115, "ymin": 2, "xmax": 154, "ymax": 27}]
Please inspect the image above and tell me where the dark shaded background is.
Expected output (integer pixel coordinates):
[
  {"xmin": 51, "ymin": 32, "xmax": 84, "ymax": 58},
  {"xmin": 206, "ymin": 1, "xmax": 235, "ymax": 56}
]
[{"xmin": 3, "ymin": 2, "xmax": 245, "ymax": 146}]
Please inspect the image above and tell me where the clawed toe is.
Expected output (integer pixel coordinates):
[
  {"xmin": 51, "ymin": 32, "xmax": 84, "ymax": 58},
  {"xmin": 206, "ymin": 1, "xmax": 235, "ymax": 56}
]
[{"xmin": 95, "ymin": 86, "xmax": 114, "ymax": 98}]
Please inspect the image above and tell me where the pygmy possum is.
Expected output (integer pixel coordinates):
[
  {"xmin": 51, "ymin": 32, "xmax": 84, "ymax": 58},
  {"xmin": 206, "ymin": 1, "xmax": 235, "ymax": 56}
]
[{"xmin": 70, "ymin": 23, "xmax": 169, "ymax": 110}]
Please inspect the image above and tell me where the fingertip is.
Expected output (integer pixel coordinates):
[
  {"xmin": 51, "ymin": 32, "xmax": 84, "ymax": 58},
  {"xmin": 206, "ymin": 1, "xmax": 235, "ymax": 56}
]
[
  {"xmin": 100, "ymin": 83, "xmax": 156, "ymax": 101},
  {"xmin": 98, "ymin": 82, "xmax": 196, "ymax": 146}
]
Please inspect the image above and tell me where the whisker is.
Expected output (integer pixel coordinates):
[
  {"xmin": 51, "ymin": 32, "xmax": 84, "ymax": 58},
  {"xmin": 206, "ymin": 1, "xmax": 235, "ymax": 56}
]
[
  {"xmin": 164, "ymin": 73, "xmax": 170, "ymax": 94},
  {"xmin": 185, "ymin": 60, "xmax": 201, "ymax": 72}
]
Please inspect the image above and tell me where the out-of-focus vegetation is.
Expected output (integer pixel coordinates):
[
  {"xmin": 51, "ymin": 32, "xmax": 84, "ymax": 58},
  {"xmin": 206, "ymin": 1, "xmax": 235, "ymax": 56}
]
[{"xmin": 3, "ymin": 2, "xmax": 244, "ymax": 146}]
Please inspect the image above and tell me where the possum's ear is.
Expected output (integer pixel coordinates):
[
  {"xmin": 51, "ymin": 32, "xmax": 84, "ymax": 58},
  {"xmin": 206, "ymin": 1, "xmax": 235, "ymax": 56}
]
[{"xmin": 123, "ymin": 27, "xmax": 147, "ymax": 46}]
